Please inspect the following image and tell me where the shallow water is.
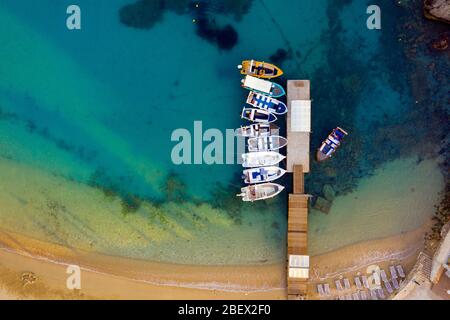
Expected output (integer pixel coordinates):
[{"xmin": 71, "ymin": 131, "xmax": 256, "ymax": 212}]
[{"xmin": 0, "ymin": 1, "xmax": 447, "ymax": 264}]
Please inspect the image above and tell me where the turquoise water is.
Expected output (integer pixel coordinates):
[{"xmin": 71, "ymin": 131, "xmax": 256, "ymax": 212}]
[{"xmin": 0, "ymin": 1, "xmax": 447, "ymax": 264}]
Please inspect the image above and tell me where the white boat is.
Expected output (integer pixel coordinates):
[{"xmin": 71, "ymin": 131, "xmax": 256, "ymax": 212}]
[
  {"xmin": 237, "ymin": 183, "xmax": 285, "ymax": 202},
  {"xmin": 241, "ymin": 75, "xmax": 286, "ymax": 98},
  {"xmin": 236, "ymin": 123, "xmax": 279, "ymax": 138},
  {"xmin": 241, "ymin": 108, "xmax": 277, "ymax": 123},
  {"xmin": 243, "ymin": 166, "xmax": 286, "ymax": 184},
  {"xmin": 248, "ymin": 135, "xmax": 288, "ymax": 152},
  {"xmin": 241, "ymin": 151, "xmax": 285, "ymax": 168}
]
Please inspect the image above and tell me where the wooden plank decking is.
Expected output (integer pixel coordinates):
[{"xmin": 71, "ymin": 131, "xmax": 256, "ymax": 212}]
[
  {"xmin": 293, "ymin": 164, "xmax": 305, "ymax": 194},
  {"xmin": 287, "ymin": 165, "xmax": 309, "ymax": 300}
]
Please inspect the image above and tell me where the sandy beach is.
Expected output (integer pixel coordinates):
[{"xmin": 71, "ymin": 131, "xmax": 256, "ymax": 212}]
[
  {"xmin": 0, "ymin": 223, "xmax": 428, "ymax": 300},
  {"xmin": 0, "ymin": 229, "xmax": 286, "ymax": 300}
]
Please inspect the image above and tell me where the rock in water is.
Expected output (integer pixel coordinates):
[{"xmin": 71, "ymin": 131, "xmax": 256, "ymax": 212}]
[
  {"xmin": 424, "ymin": 0, "xmax": 450, "ymax": 24},
  {"xmin": 323, "ymin": 184, "xmax": 336, "ymax": 201},
  {"xmin": 313, "ymin": 197, "xmax": 332, "ymax": 214}
]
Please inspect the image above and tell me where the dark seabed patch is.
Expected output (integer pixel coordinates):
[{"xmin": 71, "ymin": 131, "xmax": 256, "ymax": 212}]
[{"xmin": 118, "ymin": 0, "xmax": 251, "ymax": 50}]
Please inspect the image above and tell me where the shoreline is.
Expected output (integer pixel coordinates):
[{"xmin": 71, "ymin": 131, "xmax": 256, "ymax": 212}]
[{"xmin": 0, "ymin": 224, "xmax": 428, "ymax": 300}]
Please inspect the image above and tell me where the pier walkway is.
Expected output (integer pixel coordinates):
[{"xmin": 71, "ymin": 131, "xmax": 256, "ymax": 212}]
[
  {"xmin": 286, "ymin": 80, "xmax": 311, "ymax": 173},
  {"xmin": 287, "ymin": 165, "xmax": 309, "ymax": 300},
  {"xmin": 286, "ymin": 80, "xmax": 311, "ymax": 300}
]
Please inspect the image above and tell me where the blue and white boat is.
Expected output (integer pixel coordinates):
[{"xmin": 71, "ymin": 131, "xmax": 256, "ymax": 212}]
[
  {"xmin": 241, "ymin": 108, "xmax": 277, "ymax": 123},
  {"xmin": 242, "ymin": 166, "xmax": 286, "ymax": 184},
  {"xmin": 241, "ymin": 75, "xmax": 285, "ymax": 98},
  {"xmin": 316, "ymin": 127, "xmax": 348, "ymax": 162},
  {"xmin": 246, "ymin": 91, "xmax": 287, "ymax": 115}
]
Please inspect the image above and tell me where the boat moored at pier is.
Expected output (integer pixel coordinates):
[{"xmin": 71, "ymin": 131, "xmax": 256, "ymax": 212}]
[
  {"xmin": 237, "ymin": 183, "xmax": 285, "ymax": 202},
  {"xmin": 242, "ymin": 166, "xmax": 286, "ymax": 184},
  {"xmin": 242, "ymin": 151, "xmax": 286, "ymax": 168},
  {"xmin": 238, "ymin": 60, "xmax": 284, "ymax": 79},
  {"xmin": 242, "ymin": 75, "xmax": 285, "ymax": 98},
  {"xmin": 246, "ymin": 91, "xmax": 288, "ymax": 115},
  {"xmin": 236, "ymin": 123, "xmax": 279, "ymax": 138},
  {"xmin": 248, "ymin": 135, "xmax": 288, "ymax": 152},
  {"xmin": 241, "ymin": 108, "xmax": 277, "ymax": 123}
]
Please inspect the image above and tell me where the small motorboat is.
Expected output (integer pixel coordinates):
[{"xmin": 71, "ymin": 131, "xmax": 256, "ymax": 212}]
[
  {"xmin": 236, "ymin": 123, "xmax": 279, "ymax": 138},
  {"xmin": 248, "ymin": 135, "xmax": 288, "ymax": 152},
  {"xmin": 316, "ymin": 127, "xmax": 348, "ymax": 162},
  {"xmin": 238, "ymin": 60, "xmax": 284, "ymax": 79},
  {"xmin": 242, "ymin": 166, "xmax": 286, "ymax": 184},
  {"xmin": 246, "ymin": 91, "xmax": 287, "ymax": 115},
  {"xmin": 237, "ymin": 183, "xmax": 285, "ymax": 202},
  {"xmin": 241, "ymin": 75, "xmax": 285, "ymax": 98},
  {"xmin": 241, "ymin": 108, "xmax": 277, "ymax": 123},
  {"xmin": 242, "ymin": 151, "xmax": 285, "ymax": 168}
]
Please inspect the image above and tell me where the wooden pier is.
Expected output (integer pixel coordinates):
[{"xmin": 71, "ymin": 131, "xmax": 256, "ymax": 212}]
[
  {"xmin": 286, "ymin": 80, "xmax": 311, "ymax": 300},
  {"xmin": 287, "ymin": 165, "xmax": 310, "ymax": 300}
]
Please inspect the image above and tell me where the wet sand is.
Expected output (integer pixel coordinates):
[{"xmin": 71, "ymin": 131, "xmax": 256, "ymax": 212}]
[{"xmin": 0, "ymin": 229, "xmax": 286, "ymax": 300}]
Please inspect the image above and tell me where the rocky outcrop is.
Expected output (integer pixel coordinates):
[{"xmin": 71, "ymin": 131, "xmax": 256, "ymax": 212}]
[
  {"xmin": 424, "ymin": 0, "xmax": 450, "ymax": 24},
  {"xmin": 313, "ymin": 197, "xmax": 332, "ymax": 214},
  {"xmin": 322, "ymin": 184, "xmax": 336, "ymax": 201}
]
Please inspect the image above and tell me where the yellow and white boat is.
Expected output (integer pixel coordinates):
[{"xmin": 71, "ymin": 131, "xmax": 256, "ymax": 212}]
[{"xmin": 238, "ymin": 60, "xmax": 283, "ymax": 79}]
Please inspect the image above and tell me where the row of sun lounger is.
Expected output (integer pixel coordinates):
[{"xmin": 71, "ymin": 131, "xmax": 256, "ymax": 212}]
[
  {"xmin": 317, "ymin": 265, "xmax": 407, "ymax": 299},
  {"xmin": 336, "ymin": 289, "xmax": 378, "ymax": 301}
]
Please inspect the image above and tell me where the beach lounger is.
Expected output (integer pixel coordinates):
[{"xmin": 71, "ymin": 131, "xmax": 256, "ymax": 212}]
[
  {"xmin": 317, "ymin": 284, "xmax": 325, "ymax": 296},
  {"xmin": 377, "ymin": 288, "xmax": 386, "ymax": 299},
  {"xmin": 359, "ymin": 290, "xmax": 368, "ymax": 300},
  {"xmin": 380, "ymin": 270, "xmax": 389, "ymax": 283},
  {"xmin": 345, "ymin": 294, "xmax": 352, "ymax": 300},
  {"xmin": 370, "ymin": 289, "xmax": 378, "ymax": 300},
  {"xmin": 344, "ymin": 278, "xmax": 351, "ymax": 290},
  {"xmin": 362, "ymin": 275, "xmax": 370, "ymax": 289},
  {"xmin": 352, "ymin": 292, "xmax": 360, "ymax": 300},
  {"xmin": 396, "ymin": 265, "xmax": 406, "ymax": 278},
  {"xmin": 354, "ymin": 277, "xmax": 363, "ymax": 290},
  {"xmin": 384, "ymin": 280, "xmax": 394, "ymax": 294},
  {"xmin": 324, "ymin": 283, "xmax": 331, "ymax": 296},
  {"xmin": 392, "ymin": 277, "xmax": 400, "ymax": 290},
  {"xmin": 335, "ymin": 279, "xmax": 344, "ymax": 291},
  {"xmin": 390, "ymin": 266, "xmax": 398, "ymax": 279}
]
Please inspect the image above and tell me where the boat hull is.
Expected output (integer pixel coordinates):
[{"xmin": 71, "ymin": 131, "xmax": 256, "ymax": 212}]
[
  {"xmin": 248, "ymin": 135, "xmax": 288, "ymax": 152},
  {"xmin": 237, "ymin": 183, "xmax": 285, "ymax": 202},
  {"xmin": 242, "ymin": 76, "xmax": 286, "ymax": 98},
  {"xmin": 246, "ymin": 91, "xmax": 288, "ymax": 115},
  {"xmin": 238, "ymin": 60, "xmax": 283, "ymax": 79},
  {"xmin": 236, "ymin": 123, "xmax": 279, "ymax": 138},
  {"xmin": 243, "ymin": 166, "xmax": 286, "ymax": 184},
  {"xmin": 316, "ymin": 127, "xmax": 348, "ymax": 162},
  {"xmin": 242, "ymin": 151, "xmax": 285, "ymax": 168},
  {"xmin": 241, "ymin": 108, "xmax": 277, "ymax": 124}
]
